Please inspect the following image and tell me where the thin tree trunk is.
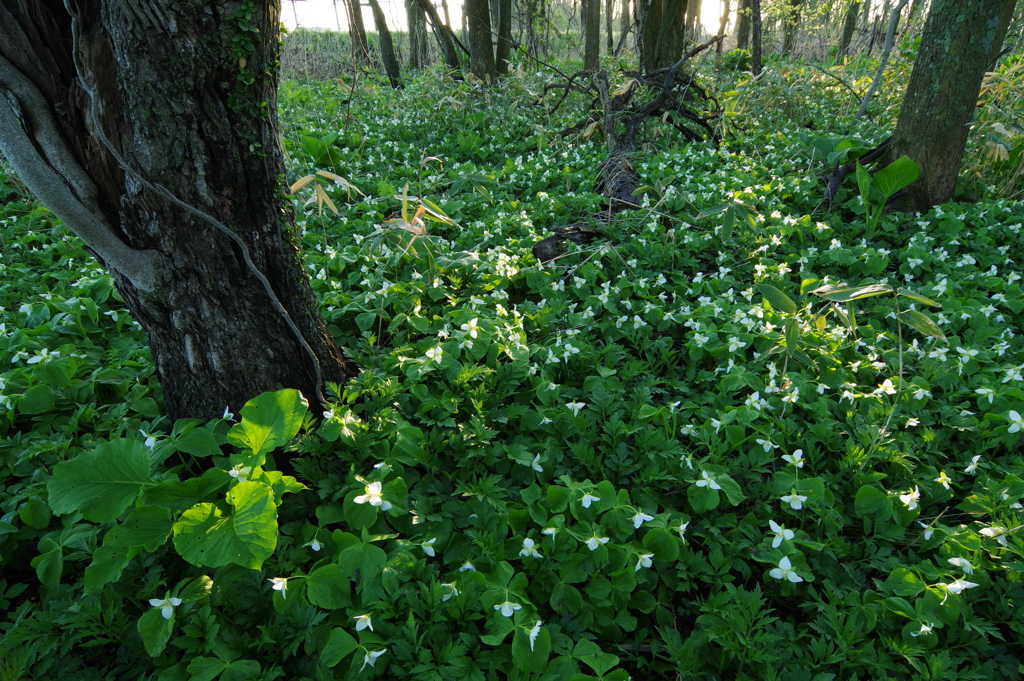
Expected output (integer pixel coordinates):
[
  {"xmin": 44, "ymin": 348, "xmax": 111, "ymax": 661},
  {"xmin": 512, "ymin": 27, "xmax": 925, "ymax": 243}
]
[
  {"xmin": 0, "ymin": 0, "xmax": 350, "ymax": 420},
  {"xmin": 717, "ymin": 0, "xmax": 731, "ymax": 54},
  {"xmin": 687, "ymin": 0, "xmax": 702, "ymax": 36},
  {"xmin": 618, "ymin": 0, "xmax": 631, "ymax": 53},
  {"xmin": 585, "ymin": 0, "xmax": 602, "ymax": 68},
  {"xmin": 496, "ymin": 0, "xmax": 513, "ymax": 73},
  {"xmin": 417, "ymin": 0, "xmax": 462, "ymax": 70},
  {"xmin": 782, "ymin": 0, "xmax": 802, "ymax": 53},
  {"xmin": 856, "ymin": 0, "xmax": 911, "ymax": 118},
  {"xmin": 840, "ymin": 0, "xmax": 862, "ymax": 56},
  {"xmin": 737, "ymin": 0, "xmax": 751, "ymax": 49},
  {"xmin": 606, "ymin": 0, "xmax": 614, "ymax": 50},
  {"xmin": 368, "ymin": 0, "xmax": 402, "ymax": 86},
  {"xmin": 751, "ymin": 0, "xmax": 763, "ymax": 74},
  {"xmin": 347, "ymin": 0, "xmax": 372, "ymax": 63},
  {"xmin": 881, "ymin": 0, "xmax": 1017, "ymax": 211},
  {"xmin": 407, "ymin": 0, "xmax": 431, "ymax": 68}
]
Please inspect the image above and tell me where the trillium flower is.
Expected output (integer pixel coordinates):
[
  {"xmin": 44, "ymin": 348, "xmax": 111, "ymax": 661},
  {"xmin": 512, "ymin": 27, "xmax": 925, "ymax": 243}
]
[
  {"xmin": 944, "ymin": 579, "xmax": 979, "ymax": 595},
  {"xmin": 635, "ymin": 553, "xmax": 655, "ymax": 571},
  {"xmin": 542, "ymin": 527, "xmax": 559, "ymax": 538},
  {"xmin": 980, "ymin": 526, "xmax": 1009, "ymax": 546},
  {"xmin": 781, "ymin": 449, "xmax": 804, "ymax": 468},
  {"xmin": 459, "ymin": 560, "xmax": 476, "ymax": 572},
  {"xmin": 964, "ymin": 455, "xmax": 982, "ymax": 474},
  {"xmin": 354, "ymin": 481, "xmax": 393, "ymax": 511},
  {"xmin": 580, "ymin": 493, "xmax": 601, "ymax": 508},
  {"xmin": 421, "ymin": 538, "xmax": 437, "ymax": 557},
  {"xmin": 769, "ymin": 556, "xmax": 803, "ymax": 583},
  {"xmin": 678, "ymin": 521, "xmax": 689, "ymax": 544},
  {"xmin": 222, "ymin": 406, "xmax": 234, "ymax": 421},
  {"xmin": 441, "ymin": 583, "xmax": 459, "ymax": 601},
  {"xmin": 303, "ymin": 536, "xmax": 323, "ymax": 551},
  {"xmin": 531, "ymin": 454, "xmax": 543, "ymax": 472},
  {"xmin": 1008, "ymin": 410, "xmax": 1024, "ymax": 434},
  {"xmin": 910, "ymin": 622, "xmax": 935, "ymax": 637},
  {"xmin": 781, "ymin": 493, "xmax": 807, "ymax": 510},
  {"xmin": 229, "ymin": 465, "xmax": 252, "ymax": 482},
  {"xmin": 756, "ymin": 438, "xmax": 778, "ymax": 453},
  {"xmin": 461, "ymin": 318, "xmax": 480, "ymax": 338},
  {"xmin": 585, "ymin": 535, "xmax": 610, "ymax": 551},
  {"xmin": 353, "ymin": 614, "xmax": 373, "ymax": 631},
  {"xmin": 528, "ymin": 620, "xmax": 542, "ymax": 651},
  {"xmin": 519, "ymin": 537, "xmax": 543, "ymax": 559},
  {"xmin": 139, "ymin": 429, "xmax": 159, "ymax": 449},
  {"xmin": 268, "ymin": 577, "xmax": 288, "ymax": 598},
  {"xmin": 495, "ymin": 600, "xmax": 522, "ymax": 617},
  {"xmin": 425, "ymin": 345, "xmax": 443, "ymax": 363},
  {"xmin": 769, "ymin": 520, "xmax": 794, "ymax": 548},
  {"xmin": 947, "ymin": 557, "xmax": 973, "ymax": 575},
  {"xmin": 566, "ymin": 401, "xmax": 586, "ymax": 416},
  {"xmin": 148, "ymin": 596, "xmax": 182, "ymax": 620},
  {"xmin": 631, "ymin": 511, "xmax": 654, "ymax": 529},
  {"xmin": 934, "ymin": 472, "xmax": 952, "ymax": 490},
  {"xmin": 975, "ymin": 387, "xmax": 996, "ymax": 404},
  {"xmin": 899, "ymin": 486, "xmax": 921, "ymax": 511},
  {"xmin": 917, "ymin": 521, "xmax": 935, "ymax": 540},
  {"xmin": 360, "ymin": 649, "xmax": 387, "ymax": 672},
  {"xmin": 696, "ymin": 471, "xmax": 721, "ymax": 490}
]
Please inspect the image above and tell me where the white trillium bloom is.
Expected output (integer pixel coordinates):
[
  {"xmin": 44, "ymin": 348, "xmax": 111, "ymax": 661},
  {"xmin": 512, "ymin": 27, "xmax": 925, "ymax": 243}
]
[
  {"xmin": 635, "ymin": 553, "xmax": 655, "ymax": 571},
  {"xmin": 945, "ymin": 579, "xmax": 979, "ymax": 594},
  {"xmin": 678, "ymin": 521, "xmax": 689, "ymax": 544},
  {"xmin": 696, "ymin": 471, "xmax": 722, "ymax": 490},
  {"xmin": 965, "ymin": 455, "xmax": 982, "ymax": 474},
  {"xmin": 980, "ymin": 526, "xmax": 1009, "ymax": 546},
  {"xmin": 426, "ymin": 346, "xmax": 443, "ymax": 363},
  {"xmin": 1008, "ymin": 410, "xmax": 1024, "ymax": 433},
  {"xmin": 354, "ymin": 614, "xmax": 373, "ymax": 631},
  {"xmin": 782, "ymin": 449, "xmax": 804, "ymax": 468},
  {"xmin": 769, "ymin": 520, "xmax": 795, "ymax": 548},
  {"xmin": 934, "ymin": 472, "xmax": 952, "ymax": 490},
  {"xmin": 149, "ymin": 596, "xmax": 182, "ymax": 620},
  {"xmin": 631, "ymin": 511, "xmax": 655, "ymax": 529},
  {"xmin": 899, "ymin": 486, "xmax": 921, "ymax": 511},
  {"xmin": 918, "ymin": 521, "xmax": 935, "ymax": 540},
  {"xmin": 580, "ymin": 493, "xmax": 601, "ymax": 508},
  {"xmin": 947, "ymin": 557, "xmax": 973, "ymax": 574},
  {"xmin": 421, "ymin": 538, "xmax": 437, "ymax": 557},
  {"xmin": 268, "ymin": 577, "xmax": 288, "ymax": 598},
  {"xmin": 229, "ymin": 465, "xmax": 252, "ymax": 482},
  {"xmin": 461, "ymin": 318, "xmax": 480, "ymax": 338},
  {"xmin": 361, "ymin": 649, "xmax": 387, "ymax": 672},
  {"xmin": 304, "ymin": 537, "xmax": 323, "ymax": 551},
  {"xmin": 910, "ymin": 622, "xmax": 935, "ymax": 637},
  {"xmin": 528, "ymin": 620, "xmax": 543, "ymax": 651},
  {"xmin": 585, "ymin": 535, "xmax": 610, "ymax": 551},
  {"xmin": 542, "ymin": 527, "xmax": 559, "ymax": 538},
  {"xmin": 459, "ymin": 560, "xmax": 476, "ymax": 572},
  {"xmin": 566, "ymin": 401, "xmax": 587, "ymax": 416},
  {"xmin": 519, "ymin": 537, "xmax": 543, "ymax": 559},
  {"xmin": 354, "ymin": 481, "xmax": 393, "ymax": 511},
  {"xmin": 531, "ymin": 454, "xmax": 544, "ymax": 472},
  {"xmin": 441, "ymin": 583, "xmax": 459, "ymax": 601},
  {"xmin": 781, "ymin": 493, "xmax": 808, "ymax": 510},
  {"xmin": 769, "ymin": 556, "xmax": 803, "ymax": 583},
  {"xmin": 495, "ymin": 601, "xmax": 522, "ymax": 617}
]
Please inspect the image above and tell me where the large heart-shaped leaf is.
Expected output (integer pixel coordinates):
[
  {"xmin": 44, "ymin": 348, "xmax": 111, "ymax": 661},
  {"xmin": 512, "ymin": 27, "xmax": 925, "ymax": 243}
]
[
  {"xmin": 172, "ymin": 481, "xmax": 277, "ymax": 569},
  {"xmin": 48, "ymin": 439, "xmax": 154, "ymax": 523}
]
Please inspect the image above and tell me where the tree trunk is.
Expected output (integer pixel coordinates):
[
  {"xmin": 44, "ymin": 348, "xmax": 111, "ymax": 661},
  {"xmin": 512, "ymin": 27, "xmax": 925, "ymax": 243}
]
[
  {"xmin": 368, "ymin": 0, "xmax": 403, "ymax": 87},
  {"xmin": 641, "ymin": 0, "xmax": 664, "ymax": 72},
  {"xmin": 737, "ymin": 0, "xmax": 751, "ymax": 49},
  {"xmin": 840, "ymin": 0, "xmax": 862, "ymax": 55},
  {"xmin": 496, "ymin": 0, "xmax": 513, "ymax": 73},
  {"xmin": 417, "ymin": 0, "xmax": 462, "ymax": 70},
  {"xmin": 880, "ymin": 0, "xmax": 1017, "ymax": 211},
  {"xmin": 717, "ymin": 0, "xmax": 731, "ymax": 54},
  {"xmin": 751, "ymin": 0, "xmax": 763, "ymax": 74},
  {"xmin": 642, "ymin": 0, "xmax": 689, "ymax": 71},
  {"xmin": 619, "ymin": 0, "xmax": 631, "ymax": 51},
  {"xmin": 585, "ymin": 0, "xmax": 602, "ymax": 68},
  {"xmin": 686, "ymin": 0, "xmax": 702, "ymax": 36},
  {"xmin": 606, "ymin": 0, "xmax": 615, "ymax": 50},
  {"xmin": 407, "ymin": 0, "xmax": 431, "ymax": 68},
  {"xmin": 782, "ymin": 0, "xmax": 802, "ymax": 52},
  {"xmin": 466, "ymin": 0, "xmax": 497, "ymax": 81},
  {"xmin": 0, "ymin": 0, "xmax": 351, "ymax": 421},
  {"xmin": 346, "ymin": 0, "xmax": 372, "ymax": 64}
]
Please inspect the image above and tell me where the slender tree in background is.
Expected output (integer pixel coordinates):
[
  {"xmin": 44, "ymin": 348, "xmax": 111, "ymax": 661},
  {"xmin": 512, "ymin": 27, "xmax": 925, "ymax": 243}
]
[
  {"xmin": 586, "ymin": 0, "xmax": 602, "ymax": 68},
  {"xmin": 617, "ymin": 0, "xmax": 631, "ymax": 54},
  {"xmin": 346, "ymin": 0, "xmax": 372, "ymax": 63},
  {"xmin": 840, "ymin": 0, "xmax": 862, "ymax": 56},
  {"xmin": 606, "ymin": 0, "xmax": 615, "ymax": 51},
  {"xmin": 417, "ymin": 0, "xmax": 462, "ymax": 70},
  {"xmin": 718, "ymin": 0, "xmax": 732, "ymax": 54},
  {"xmin": 368, "ymin": 0, "xmax": 402, "ymax": 86},
  {"xmin": 737, "ymin": 0, "xmax": 751, "ymax": 50},
  {"xmin": 466, "ymin": 0, "xmax": 497, "ymax": 80},
  {"xmin": 751, "ymin": 0, "xmax": 763, "ymax": 74},
  {"xmin": 407, "ymin": 0, "xmax": 431, "ymax": 68},
  {"xmin": 496, "ymin": 0, "xmax": 513, "ymax": 73},
  {"xmin": 0, "ymin": 0, "xmax": 351, "ymax": 420},
  {"xmin": 879, "ymin": 0, "xmax": 1017, "ymax": 211},
  {"xmin": 782, "ymin": 0, "xmax": 802, "ymax": 52},
  {"xmin": 687, "ymin": 0, "xmax": 703, "ymax": 35}
]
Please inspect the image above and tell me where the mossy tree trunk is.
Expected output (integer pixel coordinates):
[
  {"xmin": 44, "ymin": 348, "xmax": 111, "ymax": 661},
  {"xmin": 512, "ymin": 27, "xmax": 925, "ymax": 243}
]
[
  {"xmin": 880, "ymin": 0, "xmax": 1017, "ymax": 211},
  {"xmin": 0, "ymin": 0, "xmax": 351, "ymax": 420},
  {"xmin": 840, "ymin": 0, "xmax": 862, "ymax": 55}
]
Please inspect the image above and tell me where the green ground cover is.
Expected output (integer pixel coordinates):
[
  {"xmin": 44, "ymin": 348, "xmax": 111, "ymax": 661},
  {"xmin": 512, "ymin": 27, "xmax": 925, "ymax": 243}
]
[{"xmin": 2, "ymin": 51, "xmax": 1024, "ymax": 680}]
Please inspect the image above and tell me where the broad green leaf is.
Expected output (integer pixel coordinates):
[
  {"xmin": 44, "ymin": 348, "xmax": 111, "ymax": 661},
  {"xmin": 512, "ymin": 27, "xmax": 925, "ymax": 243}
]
[
  {"xmin": 721, "ymin": 205, "xmax": 736, "ymax": 242},
  {"xmin": 137, "ymin": 607, "xmax": 174, "ymax": 657},
  {"xmin": 226, "ymin": 389, "xmax": 308, "ymax": 461},
  {"xmin": 32, "ymin": 544, "xmax": 62, "ymax": 590},
  {"xmin": 855, "ymin": 162, "xmax": 871, "ymax": 205},
  {"xmin": 172, "ymin": 481, "xmax": 278, "ymax": 570},
  {"xmin": 810, "ymin": 283, "xmax": 892, "ymax": 302},
  {"xmin": 855, "ymin": 485, "xmax": 892, "ymax": 520},
  {"xmin": 757, "ymin": 284, "xmax": 798, "ymax": 314},
  {"xmin": 19, "ymin": 500, "xmax": 51, "ymax": 530},
  {"xmin": 884, "ymin": 568, "xmax": 925, "ymax": 597},
  {"xmin": 219, "ymin": 660, "xmax": 260, "ymax": 681},
  {"xmin": 716, "ymin": 473, "xmax": 745, "ymax": 506},
  {"xmin": 512, "ymin": 623, "xmax": 551, "ymax": 672},
  {"xmin": 32, "ymin": 357, "xmax": 73, "ymax": 388},
  {"xmin": 85, "ymin": 506, "xmax": 173, "ymax": 593},
  {"xmin": 896, "ymin": 287, "xmax": 941, "ymax": 308},
  {"xmin": 897, "ymin": 309, "xmax": 946, "ymax": 339},
  {"xmin": 175, "ymin": 427, "xmax": 222, "ymax": 458},
  {"xmin": 187, "ymin": 657, "xmax": 229, "ymax": 681},
  {"xmin": 321, "ymin": 628, "xmax": 358, "ymax": 667},
  {"xmin": 19, "ymin": 384, "xmax": 55, "ymax": 414},
  {"xmin": 339, "ymin": 541, "xmax": 387, "ymax": 597},
  {"xmin": 306, "ymin": 563, "xmax": 351, "ymax": 609},
  {"xmin": 687, "ymin": 484, "xmax": 719, "ymax": 513},
  {"xmin": 641, "ymin": 529, "xmax": 679, "ymax": 562},
  {"xmin": 48, "ymin": 439, "xmax": 154, "ymax": 523},
  {"xmin": 873, "ymin": 156, "xmax": 920, "ymax": 202}
]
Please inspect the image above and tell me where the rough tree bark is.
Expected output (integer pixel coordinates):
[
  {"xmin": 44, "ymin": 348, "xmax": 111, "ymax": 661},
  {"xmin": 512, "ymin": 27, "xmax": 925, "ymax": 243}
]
[
  {"xmin": 415, "ymin": 0, "xmax": 462, "ymax": 71},
  {"xmin": 751, "ymin": 0, "xmax": 763, "ymax": 74},
  {"xmin": 643, "ymin": 0, "xmax": 690, "ymax": 72},
  {"xmin": 346, "ymin": 0, "xmax": 372, "ymax": 64},
  {"xmin": 840, "ymin": 0, "xmax": 862, "ymax": 56},
  {"xmin": 496, "ymin": 0, "xmax": 513, "ymax": 74},
  {"xmin": 782, "ymin": 0, "xmax": 802, "ymax": 53},
  {"xmin": 737, "ymin": 0, "xmax": 751, "ymax": 50},
  {"xmin": 465, "ymin": 0, "xmax": 497, "ymax": 81},
  {"xmin": 406, "ymin": 0, "xmax": 431, "ymax": 68},
  {"xmin": 585, "ymin": 0, "xmax": 602, "ymax": 68},
  {"xmin": 0, "ymin": 0, "xmax": 350, "ymax": 420},
  {"xmin": 879, "ymin": 0, "xmax": 1017, "ymax": 211},
  {"xmin": 367, "ymin": 0, "xmax": 403, "ymax": 87}
]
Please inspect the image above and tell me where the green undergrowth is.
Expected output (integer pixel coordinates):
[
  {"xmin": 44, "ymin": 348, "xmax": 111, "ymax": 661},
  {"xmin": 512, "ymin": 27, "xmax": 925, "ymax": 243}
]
[{"xmin": 2, "ymin": 54, "xmax": 1024, "ymax": 680}]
